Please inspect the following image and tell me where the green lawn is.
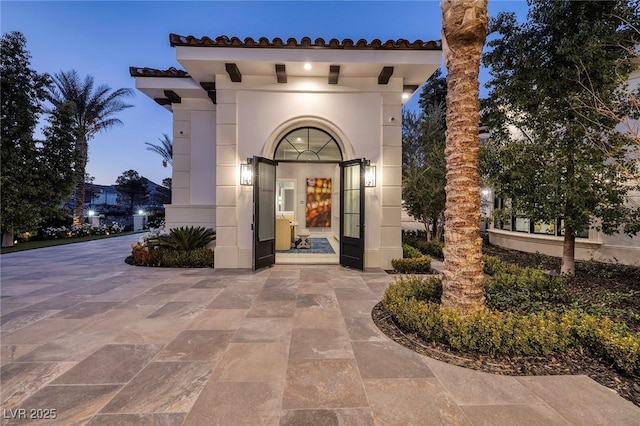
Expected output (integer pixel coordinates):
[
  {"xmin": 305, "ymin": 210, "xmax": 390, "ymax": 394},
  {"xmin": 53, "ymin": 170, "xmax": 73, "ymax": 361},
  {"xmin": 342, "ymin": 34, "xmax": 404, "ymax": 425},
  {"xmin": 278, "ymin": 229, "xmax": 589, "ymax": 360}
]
[{"xmin": 0, "ymin": 231, "xmax": 144, "ymax": 254}]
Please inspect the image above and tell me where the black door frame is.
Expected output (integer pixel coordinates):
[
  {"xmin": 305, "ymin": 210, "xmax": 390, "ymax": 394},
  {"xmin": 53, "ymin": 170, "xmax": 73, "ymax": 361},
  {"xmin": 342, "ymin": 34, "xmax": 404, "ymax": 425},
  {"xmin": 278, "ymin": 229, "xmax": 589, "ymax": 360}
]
[
  {"xmin": 252, "ymin": 156, "xmax": 278, "ymax": 271},
  {"xmin": 339, "ymin": 158, "xmax": 365, "ymax": 270}
]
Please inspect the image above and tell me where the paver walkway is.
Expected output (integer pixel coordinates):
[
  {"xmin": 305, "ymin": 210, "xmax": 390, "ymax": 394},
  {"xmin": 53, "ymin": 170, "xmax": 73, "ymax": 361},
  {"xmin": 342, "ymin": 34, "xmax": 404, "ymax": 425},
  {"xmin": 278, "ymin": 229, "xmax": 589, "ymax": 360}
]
[{"xmin": 1, "ymin": 235, "xmax": 639, "ymax": 425}]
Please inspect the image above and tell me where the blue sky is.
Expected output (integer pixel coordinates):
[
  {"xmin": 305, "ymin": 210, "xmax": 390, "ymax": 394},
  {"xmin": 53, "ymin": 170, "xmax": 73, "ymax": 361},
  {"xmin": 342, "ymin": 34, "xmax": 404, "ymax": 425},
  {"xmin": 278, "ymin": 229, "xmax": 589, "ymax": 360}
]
[{"xmin": 2, "ymin": 1, "xmax": 528, "ymax": 186}]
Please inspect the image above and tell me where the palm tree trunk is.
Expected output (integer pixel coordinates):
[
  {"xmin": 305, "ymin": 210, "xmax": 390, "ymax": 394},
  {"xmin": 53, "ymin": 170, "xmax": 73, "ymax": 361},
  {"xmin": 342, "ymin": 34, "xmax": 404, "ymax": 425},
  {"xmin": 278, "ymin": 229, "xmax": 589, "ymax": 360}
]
[
  {"xmin": 440, "ymin": 0, "xmax": 488, "ymax": 314},
  {"xmin": 73, "ymin": 137, "xmax": 88, "ymax": 227}
]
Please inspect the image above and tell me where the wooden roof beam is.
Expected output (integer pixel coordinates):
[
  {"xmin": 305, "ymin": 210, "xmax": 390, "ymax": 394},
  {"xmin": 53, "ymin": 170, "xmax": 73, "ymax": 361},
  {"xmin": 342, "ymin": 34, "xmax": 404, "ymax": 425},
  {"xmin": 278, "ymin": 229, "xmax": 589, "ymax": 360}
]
[
  {"xmin": 378, "ymin": 66, "xmax": 394, "ymax": 84},
  {"xmin": 328, "ymin": 65, "xmax": 340, "ymax": 85},
  {"xmin": 225, "ymin": 63, "xmax": 242, "ymax": 82}
]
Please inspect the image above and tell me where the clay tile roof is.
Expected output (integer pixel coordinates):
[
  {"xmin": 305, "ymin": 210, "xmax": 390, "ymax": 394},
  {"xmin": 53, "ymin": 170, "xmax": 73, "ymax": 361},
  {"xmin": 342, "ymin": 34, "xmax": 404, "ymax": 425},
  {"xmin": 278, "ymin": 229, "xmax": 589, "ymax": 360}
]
[
  {"xmin": 129, "ymin": 66, "xmax": 190, "ymax": 78},
  {"xmin": 169, "ymin": 33, "xmax": 441, "ymax": 50}
]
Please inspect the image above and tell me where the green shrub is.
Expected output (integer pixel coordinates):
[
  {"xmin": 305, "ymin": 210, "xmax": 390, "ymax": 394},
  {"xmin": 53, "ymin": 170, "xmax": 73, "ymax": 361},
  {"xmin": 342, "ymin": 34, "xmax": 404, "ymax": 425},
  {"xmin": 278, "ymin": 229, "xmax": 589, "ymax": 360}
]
[
  {"xmin": 485, "ymin": 268, "xmax": 571, "ymax": 314},
  {"xmin": 483, "ymin": 255, "xmax": 521, "ymax": 276},
  {"xmin": 391, "ymin": 256, "xmax": 432, "ymax": 274},
  {"xmin": 148, "ymin": 226, "xmax": 216, "ymax": 251},
  {"xmin": 385, "ymin": 276, "xmax": 442, "ymax": 304},
  {"xmin": 403, "ymin": 243, "xmax": 422, "ymax": 259},
  {"xmin": 576, "ymin": 258, "xmax": 639, "ymax": 279},
  {"xmin": 155, "ymin": 247, "xmax": 215, "ymax": 268},
  {"xmin": 383, "ymin": 277, "xmax": 640, "ymax": 375},
  {"xmin": 402, "ymin": 230, "xmax": 427, "ymax": 242},
  {"xmin": 410, "ymin": 240, "xmax": 445, "ymax": 259},
  {"xmin": 130, "ymin": 245, "xmax": 214, "ymax": 268}
]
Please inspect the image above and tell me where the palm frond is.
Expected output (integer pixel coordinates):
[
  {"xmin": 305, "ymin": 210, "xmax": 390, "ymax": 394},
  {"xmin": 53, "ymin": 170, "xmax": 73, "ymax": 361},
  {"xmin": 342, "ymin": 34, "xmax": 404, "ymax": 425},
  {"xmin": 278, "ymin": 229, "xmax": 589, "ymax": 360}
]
[
  {"xmin": 45, "ymin": 69, "xmax": 134, "ymax": 139},
  {"xmin": 145, "ymin": 133, "xmax": 173, "ymax": 166}
]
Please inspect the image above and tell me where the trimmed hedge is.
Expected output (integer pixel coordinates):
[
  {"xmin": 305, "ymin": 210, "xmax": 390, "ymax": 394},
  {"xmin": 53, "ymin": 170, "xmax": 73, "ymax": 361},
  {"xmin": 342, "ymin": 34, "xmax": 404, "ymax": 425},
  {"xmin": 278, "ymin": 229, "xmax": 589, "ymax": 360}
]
[
  {"xmin": 130, "ymin": 244, "xmax": 214, "ymax": 268},
  {"xmin": 403, "ymin": 243, "xmax": 422, "ymax": 259},
  {"xmin": 391, "ymin": 255, "xmax": 432, "ymax": 274},
  {"xmin": 383, "ymin": 276, "xmax": 640, "ymax": 375},
  {"xmin": 405, "ymin": 239, "xmax": 445, "ymax": 259}
]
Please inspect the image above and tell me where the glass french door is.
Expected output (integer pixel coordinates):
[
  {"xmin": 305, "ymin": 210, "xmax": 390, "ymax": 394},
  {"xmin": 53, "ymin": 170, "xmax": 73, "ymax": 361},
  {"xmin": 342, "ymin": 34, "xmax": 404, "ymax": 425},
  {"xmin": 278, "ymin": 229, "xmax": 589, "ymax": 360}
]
[
  {"xmin": 340, "ymin": 159, "xmax": 365, "ymax": 269},
  {"xmin": 252, "ymin": 156, "xmax": 277, "ymax": 270}
]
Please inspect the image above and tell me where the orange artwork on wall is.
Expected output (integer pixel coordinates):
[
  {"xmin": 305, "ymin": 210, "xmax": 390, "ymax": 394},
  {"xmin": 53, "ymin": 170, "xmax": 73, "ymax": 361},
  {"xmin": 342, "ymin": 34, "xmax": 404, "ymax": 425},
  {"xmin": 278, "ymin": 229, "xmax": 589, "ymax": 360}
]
[{"xmin": 306, "ymin": 178, "xmax": 331, "ymax": 228}]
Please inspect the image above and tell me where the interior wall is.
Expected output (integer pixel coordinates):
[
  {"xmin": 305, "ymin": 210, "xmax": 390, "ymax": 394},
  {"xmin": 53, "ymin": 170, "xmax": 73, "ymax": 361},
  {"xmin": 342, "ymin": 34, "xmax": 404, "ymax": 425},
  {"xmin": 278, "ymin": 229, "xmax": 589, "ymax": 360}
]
[{"xmin": 277, "ymin": 162, "xmax": 337, "ymax": 236}]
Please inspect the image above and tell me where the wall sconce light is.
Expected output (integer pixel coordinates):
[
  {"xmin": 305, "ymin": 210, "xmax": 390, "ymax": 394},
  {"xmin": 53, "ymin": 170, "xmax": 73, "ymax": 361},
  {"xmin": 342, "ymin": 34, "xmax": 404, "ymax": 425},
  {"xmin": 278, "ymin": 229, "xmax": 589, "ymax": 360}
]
[
  {"xmin": 364, "ymin": 161, "xmax": 376, "ymax": 187},
  {"xmin": 402, "ymin": 85, "xmax": 419, "ymax": 102},
  {"xmin": 240, "ymin": 159, "xmax": 253, "ymax": 186}
]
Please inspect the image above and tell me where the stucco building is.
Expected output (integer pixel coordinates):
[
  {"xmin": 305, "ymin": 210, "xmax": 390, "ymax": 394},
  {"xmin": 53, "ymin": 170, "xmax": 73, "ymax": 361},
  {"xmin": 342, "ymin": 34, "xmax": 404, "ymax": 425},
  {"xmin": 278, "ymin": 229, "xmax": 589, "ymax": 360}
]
[{"xmin": 131, "ymin": 34, "xmax": 441, "ymax": 270}]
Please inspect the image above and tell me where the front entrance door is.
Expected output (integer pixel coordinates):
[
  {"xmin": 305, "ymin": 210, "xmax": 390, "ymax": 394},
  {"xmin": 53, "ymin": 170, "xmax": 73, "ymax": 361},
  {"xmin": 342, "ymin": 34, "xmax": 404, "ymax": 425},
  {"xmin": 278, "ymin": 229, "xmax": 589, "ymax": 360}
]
[
  {"xmin": 340, "ymin": 159, "xmax": 365, "ymax": 269},
  {"xmin": 253, "ymin": 156, "xmax": 277, "ymax": 270}
]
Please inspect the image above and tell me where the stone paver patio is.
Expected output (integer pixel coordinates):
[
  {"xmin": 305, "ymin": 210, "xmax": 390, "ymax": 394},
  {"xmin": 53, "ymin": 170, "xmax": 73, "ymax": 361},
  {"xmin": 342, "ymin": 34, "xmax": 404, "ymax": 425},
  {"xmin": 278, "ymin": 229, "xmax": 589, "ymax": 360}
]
[{"xmin": 1, "ymin": 235, "xmax": 639, "ymax": 425}]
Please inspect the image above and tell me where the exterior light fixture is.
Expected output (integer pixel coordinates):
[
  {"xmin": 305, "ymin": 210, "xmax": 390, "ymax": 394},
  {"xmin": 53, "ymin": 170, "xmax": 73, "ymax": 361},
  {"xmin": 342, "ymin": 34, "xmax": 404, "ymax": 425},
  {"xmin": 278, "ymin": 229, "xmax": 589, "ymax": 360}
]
[
  {"xmin": 304, "ymin": 63, "xmax": 312, "ymax": 70},
  {"xmin": 364, "ymin": 161, "xmax": 376, "ymax": 187},
  {"xmin": 240, "ymin": 159, "xmax": 253, "ymax": 186},
  {"xmin": 402, "ymin": 85, "xmax": 419, "ymax": 101},
  {"xmin": 138, "ymin": 209, "xmax": 145, "ymax": 215},
  {"xmin": 88, "ymin": 210, "xmax": 95, "ymax": 217}
]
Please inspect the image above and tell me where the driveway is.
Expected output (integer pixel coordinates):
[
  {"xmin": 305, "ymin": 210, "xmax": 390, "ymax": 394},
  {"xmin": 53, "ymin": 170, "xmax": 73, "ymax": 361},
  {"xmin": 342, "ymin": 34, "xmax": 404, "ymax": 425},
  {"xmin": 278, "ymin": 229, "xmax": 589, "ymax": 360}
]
[{"xmin": 1, "ymin": 235, "xmax": 638, "ymax": 425}]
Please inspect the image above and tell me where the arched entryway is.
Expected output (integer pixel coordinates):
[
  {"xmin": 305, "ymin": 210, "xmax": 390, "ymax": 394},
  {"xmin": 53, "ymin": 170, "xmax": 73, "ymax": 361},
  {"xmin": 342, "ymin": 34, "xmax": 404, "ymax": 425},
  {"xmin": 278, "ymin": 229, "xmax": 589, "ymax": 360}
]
[{"xmin": 251, "ymin": 123, "xmax": 366, "ymax": 270}]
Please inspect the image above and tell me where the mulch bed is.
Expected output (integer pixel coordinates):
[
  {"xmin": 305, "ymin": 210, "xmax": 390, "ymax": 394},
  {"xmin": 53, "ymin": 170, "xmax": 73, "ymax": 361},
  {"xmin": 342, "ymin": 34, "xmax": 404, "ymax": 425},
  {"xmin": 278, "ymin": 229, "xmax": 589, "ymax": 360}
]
[
  {"xmin": 373, "ymin": 303, "xmax": 640, "ymax": 407},
  {"xmin": 375, "ymin": 244, "xmax": 640, "ymax": 407}
]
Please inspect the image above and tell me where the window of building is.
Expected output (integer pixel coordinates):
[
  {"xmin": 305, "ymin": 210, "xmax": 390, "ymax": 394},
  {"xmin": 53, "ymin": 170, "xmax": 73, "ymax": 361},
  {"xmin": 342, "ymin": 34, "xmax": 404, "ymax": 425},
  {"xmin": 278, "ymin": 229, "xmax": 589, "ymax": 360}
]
[
  {"xmin": 492, "ymin": 196, "xmax": 589, "ymax": 238},
  {"xmin": 533, "ymin": 221, "xmax": 556, "ymax": 235},
  {"xmin": 557, "ymin": 219, "xmax": 589, "ymax": 238},
  {"xmin": 274, "ymin": 127, "xmax": 343, "ymax": 162},
  {"xmin": 513, "ymin": 217, "xmax": 530, "ymax": 233}
]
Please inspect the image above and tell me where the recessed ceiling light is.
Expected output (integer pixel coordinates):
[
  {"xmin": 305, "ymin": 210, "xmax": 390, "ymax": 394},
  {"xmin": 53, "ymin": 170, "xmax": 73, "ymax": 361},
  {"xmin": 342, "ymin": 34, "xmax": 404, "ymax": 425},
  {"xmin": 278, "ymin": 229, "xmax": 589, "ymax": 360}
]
[
  {"xmin": 304, "ymin": 63, "xmax": 312, "ymax": 70},
  {"xmin": 402, "ymin": 93, "xmax": 410, "ymax": 100}
]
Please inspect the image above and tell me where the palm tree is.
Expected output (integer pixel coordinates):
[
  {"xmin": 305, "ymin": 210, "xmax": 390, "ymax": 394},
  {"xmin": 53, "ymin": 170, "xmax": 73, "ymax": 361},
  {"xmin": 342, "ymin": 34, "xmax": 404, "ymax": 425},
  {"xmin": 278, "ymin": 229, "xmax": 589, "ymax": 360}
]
[
  {"xmin": 46, "ymin": 70, "xmax": 134, "ymax": 226},
  {"xmin": 440, "ymin": 0, "xmax": 489, "ymax": 313},
  {"xmin": 145, "ymin": 133, "xmax": 172, "ymax": 167}
]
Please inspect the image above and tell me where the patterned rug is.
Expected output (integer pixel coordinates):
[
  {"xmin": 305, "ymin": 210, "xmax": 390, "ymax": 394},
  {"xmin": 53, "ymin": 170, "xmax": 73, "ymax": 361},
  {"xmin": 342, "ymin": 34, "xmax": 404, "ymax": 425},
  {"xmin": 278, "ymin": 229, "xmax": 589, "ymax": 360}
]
[{"xmin": 276, "ymin": 237, "xmax": 336, "ymax": 254}]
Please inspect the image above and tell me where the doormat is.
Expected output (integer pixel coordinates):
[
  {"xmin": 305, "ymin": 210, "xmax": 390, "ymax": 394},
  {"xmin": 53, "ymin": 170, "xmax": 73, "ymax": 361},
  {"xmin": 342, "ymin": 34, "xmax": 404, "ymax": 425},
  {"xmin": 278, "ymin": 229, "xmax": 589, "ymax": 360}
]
[{"xmin": 276, "ymin": 238, "xmax": 336, "ymax": 254}]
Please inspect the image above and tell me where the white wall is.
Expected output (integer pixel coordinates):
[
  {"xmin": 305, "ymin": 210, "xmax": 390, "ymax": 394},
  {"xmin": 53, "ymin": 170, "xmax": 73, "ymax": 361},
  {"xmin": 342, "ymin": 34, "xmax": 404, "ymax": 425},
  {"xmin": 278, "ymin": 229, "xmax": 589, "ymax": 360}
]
[
  {"xmin": 277, "ymin": 163, "xmax": 337, "ymax": 235},
  {"xmin": 232, "ymin": 81, "xmax": 389, "ymax": 267},
  {"xmin": 166, "ymin": 99, "xmax": 217, "ymax": 231}
]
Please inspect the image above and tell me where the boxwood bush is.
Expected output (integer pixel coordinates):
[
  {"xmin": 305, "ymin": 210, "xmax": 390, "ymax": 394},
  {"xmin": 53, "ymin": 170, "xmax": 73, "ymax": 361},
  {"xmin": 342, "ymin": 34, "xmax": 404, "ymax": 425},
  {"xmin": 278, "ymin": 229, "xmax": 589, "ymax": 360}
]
[
  {"xmin": 383, "ymin": 275, "xmax": 640, "ymax": 375},
  {"xmin": 130, "ymin": 244, "xmax": 214, "ymax": 268},
  {"xmin": 405, "ymin": 239, "xmax": 445, "ymax": 259},
  {"xmin": 391, "ymin": 255, "xmax": 432, "ymax": 274},
  {"xmin": 402, "ymin": 243, "xmax": 422, "ymax": 259}
]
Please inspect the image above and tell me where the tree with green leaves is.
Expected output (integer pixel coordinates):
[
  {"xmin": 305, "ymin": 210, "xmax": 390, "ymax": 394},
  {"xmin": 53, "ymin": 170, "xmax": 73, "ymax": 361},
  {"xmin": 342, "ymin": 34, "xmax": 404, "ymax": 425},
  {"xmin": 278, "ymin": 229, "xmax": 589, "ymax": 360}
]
[
  {"xmin": 402, "ymin": 103, "xmax": 447, "ymax": 241},
  {"xmin": 115, "ymin": 170, "xmax": 150, "ymax": 215},
  {"xmin": 155, "ymin": 177, "xmax": 172, "ymax": 205},
  {"xmin": 38, "ymin": 102, "xmax": 82, "ymax": 217},
  {"xmin": 418, "ymin": 68, "xmax": 448, "ymax": 112},
  {"xmin": 145, "ymin": 133, "xmax": 173, "ymax": 167},
  {"xmin": 46, "ymin": 70, "xmax": 134, "ymax": 226},
  {"xmin": 1, "ymin": 32, "xmax": 49, "ymax": 245},
  {"xmin": 482, "ymin": 0, "xmax": 640, "ymax": 274}
]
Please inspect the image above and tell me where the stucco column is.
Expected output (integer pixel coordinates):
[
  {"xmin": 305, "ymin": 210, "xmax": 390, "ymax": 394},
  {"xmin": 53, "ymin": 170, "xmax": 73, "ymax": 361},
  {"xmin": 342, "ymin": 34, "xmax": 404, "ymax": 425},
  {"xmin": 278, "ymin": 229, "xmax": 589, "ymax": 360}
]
[
  {"xmin": 165, "ymin": 100, "xmax": 217, "ymax": 231},
  {"xmin": 379, "ymin": 92, "xmax": 403, "ymax": 269},
  {"xmin": 214, "ymin": 85, "xmax": 240, "ymax": 268}
]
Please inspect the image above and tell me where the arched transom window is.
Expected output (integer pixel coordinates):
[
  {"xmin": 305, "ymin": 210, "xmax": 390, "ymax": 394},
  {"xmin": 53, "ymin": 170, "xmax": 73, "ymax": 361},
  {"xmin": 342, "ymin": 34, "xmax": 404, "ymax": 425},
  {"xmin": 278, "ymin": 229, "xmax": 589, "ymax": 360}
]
[{"xmin": 274, "ymin": 127, "xmax": 343, "ymax": 162}]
